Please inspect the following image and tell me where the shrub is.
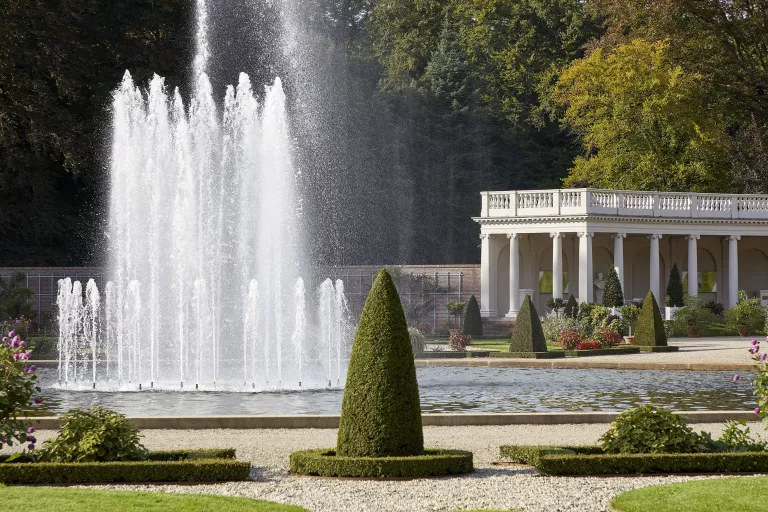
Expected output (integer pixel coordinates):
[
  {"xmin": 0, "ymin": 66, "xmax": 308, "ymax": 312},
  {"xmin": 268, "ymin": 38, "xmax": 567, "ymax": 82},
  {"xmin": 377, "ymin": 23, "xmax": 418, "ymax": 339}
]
[
  {"xmin": 666, "ymin": 264, "xmax": 684, "ymax": 307},
  {"xmin": 748, "ymin": 339, "xmax": 768, "ymax": 426},
  {"xmin": 593, "ymin": 326, "xmax": 623, "ymax": 348},
  {"xmin": 509, "ymin": 295, "xmax": 547, "ymax": 353},
  {"xmin": 0, "ymin": 328, "xmax": 41, "ymax": 453},
  {"xmin": 602, "ymin": 267, "xmax": 624, "ymax": 307},
  {"xmin": 0, "ymin": 273, "xmax": 36, "ymax": 321},
  {"xmin": 715, "ymin": 421, "xmax": 767, "ymax": 452},
  {"xmin": 619, "ymin": 304, "xmax": 641, "ymax": 336},
  {"xmin": 337, "ymin": 269, "xmax": 423, "ymax": 457},
  {"xmin": 563, "ymin": 295, "xmax": 578, "ymax": 318},
  {"xmin": 408, "ymin": 327, "xmax": 425, "ymax": 357},
  {"xmin": 725, "ymin": 290, "xmax": 764, "ymax": 335},
  {"xmin": 42, "ymin": 406, "xmax": 148, "ymax": 463},
  {"xmin": 462, "ymin": 295, "xmax": 483, "ymax": 336},
  {"xmin": 600, "ymin": 405, "xmax": 707, "ymax": 454},
  {"xmin": 671, "ymin": 295, "xmax": 715, "ymax": 335},
  {"xmin": 0, "ymin": 317, "xmax": 33, "ymax": 341},
  {"xmin": 557, "ymin": 329, "xmax": 583, "ymax": 350},
  {"xmin": 706, "ymin": 300, "xmax": 725, "ymax": 317},
  {"xmin": 577, "ymin": 341, "xmax": 601, "ymax": 351},
  {"xmin": 542, "ymin": 312, "xmax": 580, "ymax": 345},
  {"xmin": 546, "ymin": 297, "xmax": 566, "ymax": 316},
  {"xmin": 446, "ymin": 301, "xmax": 466, "ymax": 327},
  {"xmin": 447, "ymin": 331, "xmax": 471, "ymax": 352},
  {"xmin": 634, "ymin": 292, "xmax": 668, "ymax": 347}
]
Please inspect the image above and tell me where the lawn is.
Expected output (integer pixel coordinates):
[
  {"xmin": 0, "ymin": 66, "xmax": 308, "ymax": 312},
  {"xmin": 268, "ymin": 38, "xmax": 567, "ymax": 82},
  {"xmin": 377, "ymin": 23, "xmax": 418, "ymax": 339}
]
[
  {"xmin": 0, "ymin": 485, "xmax": 307, "ymax": 512},
  {"xmin": 612, "ymin": 476, "xmax": 768, "ymax": 512}
]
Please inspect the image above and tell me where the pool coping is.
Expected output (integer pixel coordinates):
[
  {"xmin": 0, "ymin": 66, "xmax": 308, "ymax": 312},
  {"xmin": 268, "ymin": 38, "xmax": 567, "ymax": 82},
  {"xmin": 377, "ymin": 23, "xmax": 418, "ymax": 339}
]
[
  {"xmin": 21, "ymin": 411, "xmax": 756, "ymax": 429},
  {"xmin": 415, "ymin": 358, "xmax": 755, "ymax": 372}
]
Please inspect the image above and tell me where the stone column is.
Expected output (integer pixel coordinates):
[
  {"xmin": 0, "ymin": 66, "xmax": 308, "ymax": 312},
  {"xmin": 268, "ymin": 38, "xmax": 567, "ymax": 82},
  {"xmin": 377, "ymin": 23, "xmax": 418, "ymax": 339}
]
[
  {"xmin": 551, "ymin": 233, "xmax": 563, "ymax": 300},
  {"xmin": 613, "ymin": 233, "xmax": 626, "ymax": 294},
  {"xmin": 578, "ymin": 232, "xmax": 594, "ymax": 303},
  {"xmin": 649, "ymin": 234, "xmax": 662, "ymax": 302},
  {"xmin": 728, "ymin": 235, "xmax": 741, "ymax": 308},
  {"xmin": 480, "ymin": 234, "xmax": 495, "ymax": 317},
  {"xmin": 688, "ymin": 235, "xmax": 700, "ymax": 297},
  {"xmin": 507, "ymin": 234, "xmax": 520, "ymax": 318}
]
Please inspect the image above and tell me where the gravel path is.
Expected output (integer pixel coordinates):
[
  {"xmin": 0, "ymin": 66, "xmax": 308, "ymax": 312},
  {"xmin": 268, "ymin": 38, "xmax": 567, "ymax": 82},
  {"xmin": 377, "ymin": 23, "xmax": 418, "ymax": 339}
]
[{"xmin": 16, "ymin": 423, "xmax": 766, "ymax": 512}]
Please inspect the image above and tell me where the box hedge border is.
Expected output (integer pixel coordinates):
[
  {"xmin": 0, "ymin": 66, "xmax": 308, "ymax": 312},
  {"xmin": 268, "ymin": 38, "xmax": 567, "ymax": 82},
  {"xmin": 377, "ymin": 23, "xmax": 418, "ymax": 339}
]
[
  {"xmin": 500, "ymin": 445, "xmax": 768, "ymax": 475},
  {"xmin": 489, "ymin": 351, "xmax": 566, "ymax": 359},
  {"xmin": 639, "ymin": 346, "xmax": 679, "ymax": 353},
  {"xmin": 565, "ymin": 347, "xmax": 641, "ymax": 357},
  {"xmin": 290, "ymin": 448, "xmax": 473, "ymax": 478},
  {"xmin": 0, "ymin": 449, "xmax": 249, "ymax": 484}
]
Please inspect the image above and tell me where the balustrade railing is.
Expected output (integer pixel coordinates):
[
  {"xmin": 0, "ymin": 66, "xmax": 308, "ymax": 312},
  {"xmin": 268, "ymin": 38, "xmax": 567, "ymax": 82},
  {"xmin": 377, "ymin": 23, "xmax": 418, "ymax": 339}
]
[{"xmin": 480, "ymin": 189, "xmax": 768, "ymax": 220}]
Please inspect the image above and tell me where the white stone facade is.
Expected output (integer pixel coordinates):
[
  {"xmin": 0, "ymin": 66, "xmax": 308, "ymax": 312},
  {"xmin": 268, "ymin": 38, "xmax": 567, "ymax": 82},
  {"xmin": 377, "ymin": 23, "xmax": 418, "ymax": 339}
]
[{"xmin": 474, "ymin": 189, "xmax": 768, "ymax": 318}]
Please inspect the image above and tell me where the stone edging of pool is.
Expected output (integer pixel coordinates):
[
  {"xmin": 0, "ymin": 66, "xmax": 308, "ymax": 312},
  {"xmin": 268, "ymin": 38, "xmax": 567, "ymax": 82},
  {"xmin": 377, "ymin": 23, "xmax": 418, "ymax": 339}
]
[
  {"xmin": 21, "ymin": 411, "xmax": 755, "ymax": 430},
  {"xmin": 415, "ymin": 358, "xmax": 755, "ymax": 372}
]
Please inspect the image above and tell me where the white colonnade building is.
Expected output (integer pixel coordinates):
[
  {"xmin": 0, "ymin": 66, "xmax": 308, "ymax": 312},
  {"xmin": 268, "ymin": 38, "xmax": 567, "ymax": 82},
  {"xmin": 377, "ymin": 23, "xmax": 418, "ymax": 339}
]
[{"xmin": 475, "ymin": 189, "xmax": 768, "ymax": 318}]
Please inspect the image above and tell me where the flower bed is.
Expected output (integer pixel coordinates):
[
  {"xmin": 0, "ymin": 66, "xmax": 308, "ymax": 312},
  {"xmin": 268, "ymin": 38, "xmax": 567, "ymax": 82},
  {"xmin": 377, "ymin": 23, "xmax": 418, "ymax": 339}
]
[
  {"xmin": 290, "ymin": 448, "xmax": 473, "ymax": 478},
  {"xmin": 499, "ymin": 445, "xmax": 768, "ymax": 475},
  {"xmin": 565, "ymin": 347, "xmax": 641, "ymax": 357},
  {"xmin": 638, "ymin": 346, "xmax": 679, "ymax": 352},
  {"xmin": 0, "ymin": 449, "xmax": 250, "ymax": 484},
  {"xmin": 488, "ymin": 351, "xmax": 566, "ymax": 359}
]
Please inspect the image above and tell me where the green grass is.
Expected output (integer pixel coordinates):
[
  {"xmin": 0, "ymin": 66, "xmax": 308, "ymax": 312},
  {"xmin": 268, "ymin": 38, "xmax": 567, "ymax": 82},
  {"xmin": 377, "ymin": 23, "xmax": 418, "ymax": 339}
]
[
  {"xmin": 612, "ymin": 477, "xmax": 768, "ymax": 512},
  {"xmin": 0, "ymin": 485, "xmax": 307, "ymax": 511}
]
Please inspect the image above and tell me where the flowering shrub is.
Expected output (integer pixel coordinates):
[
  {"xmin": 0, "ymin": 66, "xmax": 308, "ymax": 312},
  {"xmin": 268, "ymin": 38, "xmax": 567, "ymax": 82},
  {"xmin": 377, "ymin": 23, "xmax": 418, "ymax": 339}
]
[
  {"xmin": 594, "ymin": 325, "xmax": 623, "ymax": 348},
  {"xmin": 557, "ymin": 328, "xmax": 583, "ymax": 350},
  {"xmin": 0, "ymin": 316, "xmax": 33, "ymax": 341},
  {"xmin": 577, "ymin": 341, "xmax": 601, "ymax": 351},
  {"xmin": 1, "ymin": 329, "xmax": 42, "ymax": 454},
  {"xmin": 448, "ymin": 331, "xmax": 471, "ymax": 352},
  {"xmin": 542, "ymin": 313, "xmax": 580, "ymax": 345},
  {"xmin": 725, "ymin": 291, "xmax": 764, "ymax": 335},
  {"xmin": 746, "ymin": 338, "xmax": 768, "ymax": 424}
]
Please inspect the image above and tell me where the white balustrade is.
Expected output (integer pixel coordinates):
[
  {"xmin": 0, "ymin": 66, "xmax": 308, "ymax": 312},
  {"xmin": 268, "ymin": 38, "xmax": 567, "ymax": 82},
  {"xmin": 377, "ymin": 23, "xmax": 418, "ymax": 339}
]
[{"xmin": 480, "ymin": 189, "xmax": 768, "ymax": 220}]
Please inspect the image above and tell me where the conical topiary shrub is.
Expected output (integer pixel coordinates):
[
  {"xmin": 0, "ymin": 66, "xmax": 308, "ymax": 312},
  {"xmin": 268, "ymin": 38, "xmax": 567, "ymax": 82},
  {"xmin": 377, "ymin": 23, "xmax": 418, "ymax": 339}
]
[
  {"xmin": 509, "ymin": 295, "xmax": 547, "ymax": 353},
  {"xmin": 667, "ymin": 264, "xmax": 684, "ymax": 307},
  {"xmin": 634, "ymin": 291, "xmax": 668, "ymax": 347},
  {"xmin": 463, "ymin": 295, "xmax": 483, "ymax": 336},
  {"xmin": 563, "ymin": 295, "xmax": 578, "ymax": 318},
  {"xmin": 337, "ymin": 269, "xmax": 423, "ymax": 457},
  {"xmin": 603, "ymin": 267, "xmax": 624, "ymax": 308}
]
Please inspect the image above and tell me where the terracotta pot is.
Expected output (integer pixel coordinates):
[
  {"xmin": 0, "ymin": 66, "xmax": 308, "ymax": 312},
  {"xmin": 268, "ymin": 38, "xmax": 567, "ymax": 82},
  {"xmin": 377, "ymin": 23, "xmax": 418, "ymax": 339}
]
[
  {"xmin": 687, "ymin": 327, "xmax": 700, "ymax": 338},
  {"xmin": 738, "ymin": 326, "xmax": 750, "ymax": 337},
  {"xmin": 623, "ymin": 336, "xmax": 635, "ymax": 344}
]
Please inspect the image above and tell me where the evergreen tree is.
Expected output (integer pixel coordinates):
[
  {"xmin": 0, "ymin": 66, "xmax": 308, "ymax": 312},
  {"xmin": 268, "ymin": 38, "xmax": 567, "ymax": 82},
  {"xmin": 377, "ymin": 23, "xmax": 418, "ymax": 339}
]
[
  {"xmin": 563, "ymin": 295, "xmax": 578, "ymax": 318},
  {"xmin": 337, "ymin": 269, "xmax": 423, "ymax": 457},
  {"xmin": 667, "ymin": 263, "xmax": 684, "ymax": 307},
  {"xmin": 463, "ymin": 295, "xmax": 483, "ymax": 336},
  {"xmin": 602, "ymin": 267, "xmax": 624, "ymax": 307},
  {"xmin": 634, "ymin": 291, "xmax": 668, "ymax": 347},
  {"xmin": 509, "ymin": 295, "xmax": 547, "ymax": 353}
]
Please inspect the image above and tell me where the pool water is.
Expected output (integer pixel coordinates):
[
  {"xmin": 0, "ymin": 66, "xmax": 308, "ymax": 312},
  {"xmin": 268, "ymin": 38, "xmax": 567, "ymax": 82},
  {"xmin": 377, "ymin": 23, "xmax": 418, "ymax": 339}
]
[{"xmin": 33, "ymin": 366, "xmax": 754, "ymax": 416}]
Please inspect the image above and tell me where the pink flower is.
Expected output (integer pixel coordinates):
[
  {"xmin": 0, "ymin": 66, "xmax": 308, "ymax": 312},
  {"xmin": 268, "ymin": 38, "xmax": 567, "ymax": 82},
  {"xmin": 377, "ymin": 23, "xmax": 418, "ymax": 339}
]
[
  {"xmin": 734, "ymin": 374, "xmax": 740, "ymax": 382},
  {"xmin": 756, "ymin": 408, "xmax": 762, "ymax": 415}
]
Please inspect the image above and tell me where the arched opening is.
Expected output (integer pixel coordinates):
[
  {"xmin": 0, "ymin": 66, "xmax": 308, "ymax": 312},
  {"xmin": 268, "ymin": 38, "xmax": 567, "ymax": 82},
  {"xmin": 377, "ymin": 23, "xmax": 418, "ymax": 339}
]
[
  {"xmin": 631, "ymin": 247, "xmax": 666, "ymax": 303},
  {"xmin": 739, "ymin": 248, "xmax": 768, "ymax": 300}
]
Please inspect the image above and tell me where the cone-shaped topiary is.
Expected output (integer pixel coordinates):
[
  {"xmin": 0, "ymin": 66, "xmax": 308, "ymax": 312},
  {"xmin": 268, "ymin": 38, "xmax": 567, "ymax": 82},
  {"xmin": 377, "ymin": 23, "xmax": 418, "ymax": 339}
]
[
  {"xmin": 634, "ymin": 291, "xmax": 668, "ymax": 347},
  {"xmin": 463, "ymin": 295, "xmax": 483, "ymax": 336},
  {"xmin": 667, "ymin": 263, "xmax": 684, "ymax": 307},
  {"xmin": 337, "ymin": 269, "xmax": 423, "ymax": 457},
  {"xmin": 563, "ymin": 295, "xmax": 578, "ymax": 318},
  {"xmin": 602, "ymin": 267, "xmax": 624, "ymax": 308},
  {"xmin": 509, "ymin": 295, "xmax": 547, "ymax": 353}
]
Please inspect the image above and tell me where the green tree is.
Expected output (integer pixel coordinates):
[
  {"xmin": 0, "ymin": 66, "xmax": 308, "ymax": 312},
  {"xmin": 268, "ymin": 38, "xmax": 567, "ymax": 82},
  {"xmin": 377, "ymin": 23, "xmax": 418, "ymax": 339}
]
[
  {"xmin": 667, "ymin": 264, "xmax": 684, "ymax": 307},
  {"xmin": 634, "ymin": 291, "xmax": 668, "ymax": 347},
  {"xmin": 337, "ymin": 269, "xmax": 423, "ymax": 457},
  {"xmin": 0, "ymin": 273, "xmax": 36, "ymax": 320},
  {"xmin": 463, "ymin": 295, "xmax": 483, "ymax": 336},
  {"xmin": 602, "ymin": 267, "xmax": 624, "ymax": 308},
  {"xmin": 510, "ymin": 295, "xmax": 547, "ymax": 353},
  {"xmin": 555, "ymin": 39, "xmax": 732, "ymax": 192}
]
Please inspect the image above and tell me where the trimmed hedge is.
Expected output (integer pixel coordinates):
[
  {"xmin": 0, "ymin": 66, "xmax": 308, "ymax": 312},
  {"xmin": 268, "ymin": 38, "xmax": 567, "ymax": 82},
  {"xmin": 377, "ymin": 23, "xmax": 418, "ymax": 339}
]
[
  {"xmin": 563, "ymin": 295, "xmax": 578, "ymax": 318},
  {"xmin": 463, "ymin": 295, "xmax": 483, "ymax": 336},
  {"xmin": 603, "ymin": 267, "xmax": 624, "ymax": 307},
  {"xmin": 0, "ymin": 448, "xmax": 237, "ymax": 464},
  {"xmin": 337, "ymin": 269, "xmax": 423, "ymax": 457},
  {"xmin": 565, "ymin": 347, "xmax": 640, "ymax": 357},
  {"xmin": 639, "ymin": 346, "xmax": 679, "ymax": 353},
  {"xmin": 290, "ymin": 448, "xmax": 473, "ymax": 478},
  {"xmin": 634, "ymin": 291, "xmax": 668, "ymax": 347},
  {"xmin": 667, "ymin": 263, "xmax": 684, "ymax": 308},
  {"xmin": 509, "ymin": 295, "xmax": 547, "ymax": 353},
  {"xmin": 0, "ymin": 458, "xmax": 251, "ymax": 484},
  {"xmin": 499, "ymin": 445, "xmax": 768, "ymax": 475},
  {"xmin": 489, "ymin": 351, "xmax": 566, "ymax": 359}
]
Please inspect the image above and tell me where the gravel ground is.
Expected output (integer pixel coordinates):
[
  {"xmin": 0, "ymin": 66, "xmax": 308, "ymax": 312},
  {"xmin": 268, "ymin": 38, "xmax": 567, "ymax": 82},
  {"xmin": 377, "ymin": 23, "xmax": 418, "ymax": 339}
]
[{"xmin": 14, "ymin": 423, "xmax": 767, "ymax": 512}]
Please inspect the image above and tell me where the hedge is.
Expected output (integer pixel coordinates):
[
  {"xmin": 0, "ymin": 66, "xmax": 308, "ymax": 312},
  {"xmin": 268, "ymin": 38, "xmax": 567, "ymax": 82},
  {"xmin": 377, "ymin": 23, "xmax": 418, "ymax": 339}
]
[
  {"xmin": 0, "ymin": 458, "xmax": 251, "ymax": 484},
  {"xmin": 499, "ymin": 445, "xmax": 768, "ymax": 475},
  {"xmin": 634, "ymin": 291, "xmax": 668, "ymax": 347},
  {"xmin": 489, "ymin": 351, "xmax": 566, "ymax": 359},
  {"xmin": 639, "ymin": 346, "xmax": 679, "ymax": 353},
  {"xmin": 463, "ymin": 295, "xmax": 483, "ymax": 336},
  {"xmin": 509, "ymin": 295, "xmax": 547, "ymax": 353},
  {"xmin": 290, "ymin": 448, "xmax": 473, "ymax": 478},
  {"xmin": 337, "ymin": 268, "xmax": 423, "ymax": 457},
  {"xmin": 565, "ymin": 347, "xmax": 641, "ymax": 357},
  {"xmin": 0, "ymin": 448, "xmax": 237, "ymax": 464}
]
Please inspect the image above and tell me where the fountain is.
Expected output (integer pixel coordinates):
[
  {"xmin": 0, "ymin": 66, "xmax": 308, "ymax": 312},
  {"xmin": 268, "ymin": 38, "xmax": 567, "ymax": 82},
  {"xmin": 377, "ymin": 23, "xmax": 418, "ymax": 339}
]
[{"xmin": 55, "ymin": 0, "xmax": 352, "ymax": 392}]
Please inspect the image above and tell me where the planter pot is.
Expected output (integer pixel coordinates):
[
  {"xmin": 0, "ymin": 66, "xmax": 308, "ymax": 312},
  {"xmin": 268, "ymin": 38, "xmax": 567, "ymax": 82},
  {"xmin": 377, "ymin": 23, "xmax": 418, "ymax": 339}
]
[
  {"xmin": 687, "ymin": 327, "xmax": 700, "ymax": 338},
  {"xmin": 623, "ymin": 336, "xmax": 634, "ymax": 344},
  {"xmin": 738, "ymin": 326, "xmax": 750, "ymax": 337}
]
